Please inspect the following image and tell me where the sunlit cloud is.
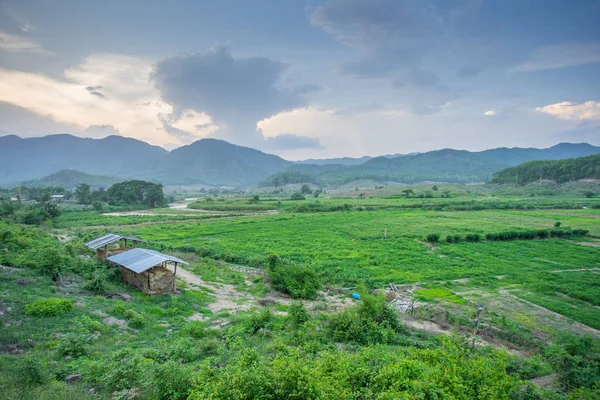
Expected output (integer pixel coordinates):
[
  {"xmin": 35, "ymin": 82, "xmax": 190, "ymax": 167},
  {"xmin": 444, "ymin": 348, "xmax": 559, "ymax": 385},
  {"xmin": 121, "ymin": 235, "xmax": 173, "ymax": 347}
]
[
  {"xmin": 0, "ymin": 54, "xmax": 218, "ymax": 147},
  {"xmin": 535, "ymin": 101, "xmax": 600, "ymax": 121},
  {"xmin": 484, "ymin": 110, "xmax": 497, "ymax": 116}
]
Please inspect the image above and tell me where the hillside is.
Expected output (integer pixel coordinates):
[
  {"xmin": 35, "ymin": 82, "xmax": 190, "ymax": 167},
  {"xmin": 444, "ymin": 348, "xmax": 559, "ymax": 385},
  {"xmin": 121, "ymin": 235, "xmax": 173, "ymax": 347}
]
[
  {"xmin": 0, "ymin": 134, "xmax": 167, "ymax": 185},
  {"xmin": 151, "ymin": 138, "xmax": 290, "ymax": 187},
  {"xmin": 20, "ymin": 170, "xmax": 124, "ymax": 189},
  {"xmin": 278, "ymin": 143, "xmax": 600, "ymax": 186},
  {"xmin": 491, "ymin": 154, "xmax": 600, "ymax": 185},
  {"xmin": 2, "ymin": 134, "xmax": 599, "ymax": 188}
]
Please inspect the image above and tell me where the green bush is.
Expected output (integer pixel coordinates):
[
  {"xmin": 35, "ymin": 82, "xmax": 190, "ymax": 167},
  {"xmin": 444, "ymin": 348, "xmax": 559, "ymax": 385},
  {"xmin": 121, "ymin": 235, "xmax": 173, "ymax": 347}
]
[
  {"xmin": 446, "ymin": 235, "xmax": 455, "ymax": 243},
  {"xmin": 290, "ymin": 192, "xmax": 305, "ymax": 201},
  {"xmin": 149, "ymin": 361, "xmax": 194, "ymax": 400},
  {"xmin": 124, "ymin": 309, "xmax": 145, "ymax": 329},
  {"xmin": 56, "ymin": 333, "xmax": 87, "ymax": 357},
  {"xmin": 465, "ymin": 233, "xmax": 481, "ymax": 242},
  {"xmin": 426, "ymin": 233, "xmax": 440, "ymax": 243},
  {"xmin": 289, "ymin": 301, "xmax": 310, "ymax": 325},
  {"xmin": 267, "ymin": 256, "xmax": 321, "ymax": 299},
  {"xmin": 25, "ymin": 298, "xmax": 74, "ymax": 316}
]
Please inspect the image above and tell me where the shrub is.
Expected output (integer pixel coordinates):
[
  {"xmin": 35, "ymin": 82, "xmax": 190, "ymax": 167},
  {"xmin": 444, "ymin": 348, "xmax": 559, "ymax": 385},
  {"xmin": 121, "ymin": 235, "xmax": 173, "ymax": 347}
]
[
  {"xmin": 289, "ymin": 301, "xmax": 310, "ymax": 325},
  {"xmin": 267, "ymin": 256, "xmax": 321, "ymax": 299},
  {"xmin": 124, "ymin": 309, "xmax": 145, "ymax": 329},
  {"xmin": 465, "ymin": 233, "xmax": 481, "ymax": 242},
  {"xmin": 446, "ymin": 235, "xmax": 454, "ymax": 244},
  {"xmin": 554, "ymin": 221, "xmax": 561, "ymax": 228},
  {"xmin": 25, "ymin": 298, "xmax": 74, "ymax": 316},
  {"xmin": 149, "ymin": 361, "xmax": 194, "ymax": 400},
  {"xmin": 290, "ymin": 192, "xmax": 305, "ymax": 201},
  {"xmin": 56, "ymin": 333, "xmax": 87, "ymax": 357},
  {"xmin": 426, "ymin": 233, "xmax": 440, "ymax": 243},
  {"xmin": 20, "ymin": 356, "xmax": 48, "ymax": 385}
]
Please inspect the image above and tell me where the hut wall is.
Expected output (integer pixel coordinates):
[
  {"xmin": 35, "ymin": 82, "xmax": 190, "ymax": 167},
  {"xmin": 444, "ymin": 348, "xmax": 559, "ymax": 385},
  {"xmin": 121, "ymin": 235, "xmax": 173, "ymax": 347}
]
[{"xmin": 119, "ymin": 265, "xmax": 175, "ymax": 295}]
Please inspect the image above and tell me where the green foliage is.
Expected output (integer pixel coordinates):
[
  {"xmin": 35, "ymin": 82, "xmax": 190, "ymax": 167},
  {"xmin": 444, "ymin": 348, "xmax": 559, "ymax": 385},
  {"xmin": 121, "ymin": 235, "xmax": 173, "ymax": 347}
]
[
  {"xmin": 267, "ymin": 256, "xmax": 321, "ymax": 299},
  {"xmin": 74, "ymin": 184, "xmax": 91, "ymax": 205},
  {"xmin": 107, "ymin": 180, "xmax": 167, "ymax": 208},
  {"xmin": 329, "ymin": 289, "xmax": 406, "ymax": 345},
  {"xmin": 465, "ymin": 233, "xmax": 481, "ymax": 242},
  {"xmin": 25, "ymin": 298, "xmax": 74, "ymax": 316},
  {"xmin": 492, "ymin": 154, "xmax": 600, "ymax": 185},
  {"xmin": 56, "ymin": 333, "xmax": 87, "ymax": 357},
  {"xmin": 290, "ymin": 192, "xmax": 306, "ymax": 200},
  {"xmin": 124, "ymin": 309, "xmax": 145, "ymax": 328},
  {"xmin": 426, "ymin": 233, "xmax": 440, "ymax": 243},
  {"xmin": 92, "ymin": 200, "xmax": 103, "ymax": 212},
  {"xmin": 149, "ymin": 361, "xmax": 194, "ymax": 400},
  {"xmin": 300, "ymin": 184, "xmax": 313, "ymax": 194},
  {"xmin": 19, "ymin": 357, "xmax": 48, "ymax": 385},
  {"xmin": 288, "ymin": 301, "xmax": 309, "ymax": 325}
]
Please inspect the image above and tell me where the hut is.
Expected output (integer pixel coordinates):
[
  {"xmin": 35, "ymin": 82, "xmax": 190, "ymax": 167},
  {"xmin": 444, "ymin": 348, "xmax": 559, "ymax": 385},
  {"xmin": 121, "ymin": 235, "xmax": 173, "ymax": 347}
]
[
  {"xmin": 84, "ymin": 233, "xmax": 145, "ymax": 260},
  {"xmin": 107, "ymin": 248, "xmax": 188, "ymax": 295}
]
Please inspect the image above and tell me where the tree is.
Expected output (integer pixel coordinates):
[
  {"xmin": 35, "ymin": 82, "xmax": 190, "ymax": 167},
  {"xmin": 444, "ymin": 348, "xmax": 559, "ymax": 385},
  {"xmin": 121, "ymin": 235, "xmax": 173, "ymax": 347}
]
[
  {"xmin": 290, "ymin": 192, "xmax": 305, "ymax": 201},
  {"xmin": 92, "ymin": 201, "xmax": 103, "ymax": 212},
  {"xmin": 313, "ymin": 189, "xmax": 322, "ymax": 198},
  {"xmin": 432, "ymin": 185, "xmax": 439, "ymax": 191},
  {"xmin": 300, "ymin": 184, "xmax": 312, "ymax": 194},
  {"xmin": 75, "ymin": 184, "xmax": 92, "ymax": 205},
  {"xmin": 401, "ymin": 189, "xmax": 414, "ymax": 198}
]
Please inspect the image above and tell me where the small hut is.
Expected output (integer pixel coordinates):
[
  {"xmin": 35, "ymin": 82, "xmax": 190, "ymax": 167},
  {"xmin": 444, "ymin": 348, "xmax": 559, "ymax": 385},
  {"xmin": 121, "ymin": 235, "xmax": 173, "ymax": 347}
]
[
  {"xmin": 106, "ymin": 248, "xmax": 188, "ymax": 295},
  {"xmin": 84, "ymin": 233, "xmax": 145, "ymax": 261}
]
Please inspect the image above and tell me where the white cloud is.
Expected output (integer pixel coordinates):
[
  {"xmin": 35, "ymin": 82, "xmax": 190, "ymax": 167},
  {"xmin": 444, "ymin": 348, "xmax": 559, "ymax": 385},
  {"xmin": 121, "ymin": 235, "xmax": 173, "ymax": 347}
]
[
  {"xmin": 484, "ymin": 110, "xmax": 497, "ymax": 116},
  {"xmin": 535, "ymin": 101, "xmax": 600, "ymax": 121},
  {"xmin": 0, "ymin": 31, "xmax": 49, "ymax": 54},
  {"xmin": 258, "ymin": 105, "xmax": 582, "ymax": 159},
  {"xmin": 0, "ymin": 54, "xmax": 217, "ymax": 147},
  {"xmin": 515, "ymin": 43, "xmax": 600, "ymax": 72}
]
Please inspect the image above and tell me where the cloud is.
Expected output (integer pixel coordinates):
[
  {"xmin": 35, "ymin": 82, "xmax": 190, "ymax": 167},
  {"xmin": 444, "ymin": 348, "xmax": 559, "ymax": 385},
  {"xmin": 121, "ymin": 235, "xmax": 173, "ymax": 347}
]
[
  {"xmin": 153, "ymin": 46, "xmax": 310, "ymax": 145},
  {"xmin": 484, "ymin": 110, "xmax": 497, "ymax": 116},
  {"xmin": 263, "ymin": 133, "xmax": 323, "ymax": 151},
  {"xmin": 515, "ymin": 43, "xmax": 600, "ymax": 72},
  {"xmin": 0, "ymin": 54, "xmax": 184, "ymax": 146},
  {"xmin": 535, "ymin": 101, "xmax": 600, "ymax": 121},
  {"xmin": 84, "ymin": 124, "xmax": 120, "ymax": 138},
  {"xmin": 0, "ymin": 31, "xmax": 49, "ymax": 54}
]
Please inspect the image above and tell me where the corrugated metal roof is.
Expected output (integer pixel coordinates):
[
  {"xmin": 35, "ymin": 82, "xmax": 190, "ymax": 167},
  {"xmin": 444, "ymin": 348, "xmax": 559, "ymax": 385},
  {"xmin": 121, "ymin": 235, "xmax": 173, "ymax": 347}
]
[
  {"xmin": 84, "ymin": 233, "xmax": 145, "ymax": 249},
  {"xmin": 107, "ymin": 248, "xmax": 188, "ymax": 274}
]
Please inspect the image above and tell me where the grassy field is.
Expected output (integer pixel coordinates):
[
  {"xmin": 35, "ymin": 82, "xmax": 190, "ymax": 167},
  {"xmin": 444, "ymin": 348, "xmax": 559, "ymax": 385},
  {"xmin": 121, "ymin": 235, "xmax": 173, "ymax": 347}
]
[{"xmin": 119, "ymin": 207, "xmax": 600, "ymax": 329}]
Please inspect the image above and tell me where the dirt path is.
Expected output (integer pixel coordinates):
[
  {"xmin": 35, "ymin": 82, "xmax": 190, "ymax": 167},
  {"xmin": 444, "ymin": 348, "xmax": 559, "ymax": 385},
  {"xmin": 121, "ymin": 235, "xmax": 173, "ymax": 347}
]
[{"xmin": 169, "ymin": 265, "xmax": 257, "ymax": 314}]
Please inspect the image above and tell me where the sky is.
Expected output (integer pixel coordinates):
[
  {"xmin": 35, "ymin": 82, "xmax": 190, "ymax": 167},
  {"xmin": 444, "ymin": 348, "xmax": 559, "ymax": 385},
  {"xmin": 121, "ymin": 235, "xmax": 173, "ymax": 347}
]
[{"xmin": 0, "ymin": 0, "xmax": 599, "ymax": 160}]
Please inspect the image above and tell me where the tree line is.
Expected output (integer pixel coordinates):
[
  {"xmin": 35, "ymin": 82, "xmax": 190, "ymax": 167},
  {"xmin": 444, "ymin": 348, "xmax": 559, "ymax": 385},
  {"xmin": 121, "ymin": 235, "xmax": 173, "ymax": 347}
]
[{"xmin": 491, "ymin": 154, "xmax": 600, "ymax": 185}]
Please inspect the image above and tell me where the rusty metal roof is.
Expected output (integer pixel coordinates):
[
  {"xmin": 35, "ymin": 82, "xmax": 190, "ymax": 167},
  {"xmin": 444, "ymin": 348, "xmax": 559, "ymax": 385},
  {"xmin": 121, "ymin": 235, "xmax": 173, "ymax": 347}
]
[
  {"xmin": 107, "ymin": 248, "xmax": 188, "ymax": 274},
  {"xmin": 84, "ymin": 233, "xmax": 145, "ymax": 249}
]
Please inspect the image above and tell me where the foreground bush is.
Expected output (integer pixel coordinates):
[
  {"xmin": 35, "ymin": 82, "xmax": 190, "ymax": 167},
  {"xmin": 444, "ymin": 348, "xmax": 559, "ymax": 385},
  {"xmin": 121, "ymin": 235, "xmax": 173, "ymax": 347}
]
[
  {"xmin": 188, "ymin": 338, "xmax": 521, "ymax": 399},
  {"xmin": 267, "ymin": 256, "xmax": 321, "ymax": 299},
  {"xmin": 25, "ymin": 298, "xmax": 74, "ymax": 316}
]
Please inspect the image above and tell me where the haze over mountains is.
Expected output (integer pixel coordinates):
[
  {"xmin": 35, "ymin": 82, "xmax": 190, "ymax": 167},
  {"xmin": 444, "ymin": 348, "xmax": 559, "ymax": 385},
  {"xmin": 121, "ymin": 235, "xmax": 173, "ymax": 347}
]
[{"xmin": 1, "ymin": 134, "xmax": 599, "ymax": 188}]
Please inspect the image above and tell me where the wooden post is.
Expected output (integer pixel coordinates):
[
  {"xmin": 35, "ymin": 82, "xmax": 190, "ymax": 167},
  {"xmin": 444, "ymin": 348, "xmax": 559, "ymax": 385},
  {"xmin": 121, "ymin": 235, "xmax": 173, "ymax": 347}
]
[{"xmin": 173, "ymin": 262, "xmax": 178, "ymax": 292}]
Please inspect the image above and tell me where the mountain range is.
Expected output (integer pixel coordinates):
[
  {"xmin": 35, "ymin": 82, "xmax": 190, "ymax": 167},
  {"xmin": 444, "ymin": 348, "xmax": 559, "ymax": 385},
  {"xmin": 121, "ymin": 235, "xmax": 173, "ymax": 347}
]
[{"xmin": 1, "ymin": 134, "xmax": 599, "ymax": 188}]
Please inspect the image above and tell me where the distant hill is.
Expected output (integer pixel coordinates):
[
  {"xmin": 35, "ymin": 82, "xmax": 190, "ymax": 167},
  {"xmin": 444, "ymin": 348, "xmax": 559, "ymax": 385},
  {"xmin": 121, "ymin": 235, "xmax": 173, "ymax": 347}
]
[
  {"xmin": 1, "ymin": 134, "xmax": 599, "ymax": 187},
  {"xmin": 491, "ymin": 154, "xmax": 600, "ymax": 185},
  {"xmin": 21, "ymin": 170, "xmax": 124, "ymax": 189},
  {"xmin": 149, "ymin": 138, "xmax": 291, "ymax": 187},
  {"xmin": 0, "ymin": 134, "xmax": 166, "ymax": 185}
]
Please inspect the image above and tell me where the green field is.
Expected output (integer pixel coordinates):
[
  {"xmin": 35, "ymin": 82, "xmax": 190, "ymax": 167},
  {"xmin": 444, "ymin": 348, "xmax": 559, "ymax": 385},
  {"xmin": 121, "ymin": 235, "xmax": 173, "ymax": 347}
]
[{"xmin": 118, "ymin": 206, "xmax": 600, "ymax": 329}]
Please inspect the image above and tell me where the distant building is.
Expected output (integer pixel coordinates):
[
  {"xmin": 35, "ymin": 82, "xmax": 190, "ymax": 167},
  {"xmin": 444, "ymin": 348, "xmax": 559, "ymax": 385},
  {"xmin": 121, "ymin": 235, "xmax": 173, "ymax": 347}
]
[
  {"xmin": 107, "ymin": 248, "xmax": 187, "ymax": 295},
  {"xmin": 50, "ymin": 194, "xmax": 65, "ymax": 199},
  {"xmin": 84, "ymin": 233, "xmax": 146, "ymax": 261}
]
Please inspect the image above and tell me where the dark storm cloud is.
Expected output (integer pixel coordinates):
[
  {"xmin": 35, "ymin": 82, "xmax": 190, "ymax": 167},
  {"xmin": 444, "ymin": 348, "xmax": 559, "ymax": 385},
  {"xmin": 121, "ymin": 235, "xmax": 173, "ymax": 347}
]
[
  {"xmin": 264, "ymin": 133, "xmax": 323, "ymax": 150},
  {"xmin": 310, "ymin": 0, "xmax": 497, "ymax": 113},
  {"xmin": 153, "ymin": 46, "xmax": 311, "ymax": 145}
]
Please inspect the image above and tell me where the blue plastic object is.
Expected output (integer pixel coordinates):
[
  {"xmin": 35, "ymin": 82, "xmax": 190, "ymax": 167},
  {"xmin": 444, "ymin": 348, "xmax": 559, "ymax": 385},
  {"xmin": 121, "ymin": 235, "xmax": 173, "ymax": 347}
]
[{"xmin": 351, "ymin": 293, "xmax": 361, "ymax": 300}]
